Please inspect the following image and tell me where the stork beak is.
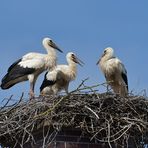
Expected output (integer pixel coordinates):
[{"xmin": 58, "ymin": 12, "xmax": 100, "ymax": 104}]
[
  {"xmin": 96, "ymin": 59, "xmax": 100, "ymax": 65},
  {"xmin": 49, "ymin": 42, "xmax": 63, "ymax": 53},
  {"xmin": 96, "ymin": 52, "xmax": 105, "ymax": 65},
  {"xmin": 74, "ymin": 56, "xmax": 85, "ymax": 67}
]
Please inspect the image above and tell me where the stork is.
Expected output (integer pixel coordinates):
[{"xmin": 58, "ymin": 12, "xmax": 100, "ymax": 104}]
[
  {"xmin": 40, "ymin": 52, "xmax": 84, "ymax": 96},
  {"xmin": 1, "ymin": 37, "xmax": 63, "ymax": 98},
  {"xmin": 97, "ymin": 47, "xmax": 128, "ymax": 97}
]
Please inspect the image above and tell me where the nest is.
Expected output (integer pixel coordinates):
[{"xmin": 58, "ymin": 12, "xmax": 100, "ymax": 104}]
[{"xmin": 0, "ymin": 81, "xmax": 148, "ymax": 148}]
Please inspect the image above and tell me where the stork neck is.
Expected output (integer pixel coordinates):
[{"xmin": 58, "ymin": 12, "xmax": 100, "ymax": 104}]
[
  {"xmin": 68, "ymin": 63, "xmax": 77, "ymax": 79},
  {"xmin": 44, "ymin": 45, "xmax": 57, "ymax": 70},
  {"xmin": 44, "ymin": 45, "xmax": 56, "ymax": 57},
  {"xmin": 103, "ymin": 54, "xmax": 114, "ymax": 62},
  {"xmin": 68, "ymin": 63, "xmax": 77, "ymax": 71}
]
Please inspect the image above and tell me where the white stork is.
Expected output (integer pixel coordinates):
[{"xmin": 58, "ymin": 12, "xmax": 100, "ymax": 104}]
[
  {"xmin": 40, "ymin": 52, "xmax": 84, "ymax": 96},
  {"xmin": 97, "ymin": 47, "xmax": 128, "ymax": 97},
  {"xmin": 1, "ymin": 37, "xmax": 63, "ymax": 98}
]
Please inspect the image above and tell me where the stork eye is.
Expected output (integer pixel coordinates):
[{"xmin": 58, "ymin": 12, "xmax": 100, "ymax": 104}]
[{"xmin": 71, "ymin": 54, "xmax": 75, "ymax": 57}]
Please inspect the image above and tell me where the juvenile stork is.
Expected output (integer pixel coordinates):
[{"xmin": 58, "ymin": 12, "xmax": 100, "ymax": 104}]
[
  {"xmin": 1, "ymin": 37, "xmax": 63, "ymax": 98},
  {"xmin": 97, "ymin": 47, "xmax": 128, "ymax": 97},
  {"xmin": 40, "ymin": 52, "xmax": 84, "ymax": 96}
]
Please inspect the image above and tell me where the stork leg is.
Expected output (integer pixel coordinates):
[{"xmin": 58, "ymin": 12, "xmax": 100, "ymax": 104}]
[
  {"xmin": 119, "ymin": 83, "xmax": 128, "ymax": 97},
  {"xmin": 29, "ymin": 82, "xmax": 35, "ymax": 99},
  {"xmin": 28, "ymin": 75, "xmax": 37, "ymax": 100},
  {"xmin": 106, "ymin": 84, "xmax": 109, "ymax": 92},
  {"xmin": 65, "ymin": 83, "xmax": 69, "ymax": 95}
]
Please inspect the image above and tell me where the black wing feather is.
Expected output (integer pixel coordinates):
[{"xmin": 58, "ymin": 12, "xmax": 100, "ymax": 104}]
[
  {"xmin": 40, "ymin": 72, "xmax": 56, "ymax": 92},
  {"xmin": 121, "ymin": 72, "xmax": 128, "ymax": 91},
  {"xmin": 8, "ymin": 59, "xmax": 22, "ymax": 72},
  {"xmin": 1, "ymin": 59, "xmax": 35, "ymax": 89}
]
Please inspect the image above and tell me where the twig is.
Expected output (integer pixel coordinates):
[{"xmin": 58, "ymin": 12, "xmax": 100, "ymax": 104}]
[{"xmin": 85, "ymin": 105, "xmax": 99, "ymax": 120}]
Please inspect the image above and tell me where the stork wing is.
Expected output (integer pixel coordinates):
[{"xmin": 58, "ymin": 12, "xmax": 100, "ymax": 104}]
[
  {"xmin": 40, "ymin": 69, "xmax": 65, "ymax": 92},
  {"xmin": 1, "ymin": 58, "xmax": 36, "ymax": 89},
  {"xmin": 1, "ymin": 55, "xmax": 45, "ymax": 89},
  {"xmin": 8, "ymin": 59, "xmax": 22, "ymax": 72},
  {"xmin": 118, "ymin": 61, "xmax": 128, "ymax": 91},
  {"xmin": 121, "ymin": 72, "xmax": 128, "ymax": 91},
  {"xmin": 40, "ymin": 70, "xmax": 58, "ymax": 92},
  {"xmin": 22, "ymin": 52, "xmax": 45, "ymax": 60},
  {"xmin": 18, "ymin": 58, "xmax": 45, "ymax": 69}
]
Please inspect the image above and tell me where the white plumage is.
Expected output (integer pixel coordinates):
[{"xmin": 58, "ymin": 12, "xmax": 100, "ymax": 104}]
[
  {"xmin": 97, "ymin": 47, "xmax": 128, "ymax": 97},
  {"xmin": 40, "ymin": 52, "xmax": 84, "ymax": 96},
  {"xmin": 1, "ymin": 37, "xmax": 63, "ymax": 98}
]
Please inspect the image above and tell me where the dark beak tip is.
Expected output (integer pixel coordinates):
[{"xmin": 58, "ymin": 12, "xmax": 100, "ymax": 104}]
[
  {"xmin": 96, "ymin": 59, "xmax": 100, "ymax": 65},
  {"xmin": 79, "ymin": 61, "xmax": 85, "ymax": 67},
  {"xmin": 78, "ymin": 64, "xmax": 83, "ymax": 67},
  {"xmin": 57, "ymin": 48, "xmax": 63, "ymax": 53}
]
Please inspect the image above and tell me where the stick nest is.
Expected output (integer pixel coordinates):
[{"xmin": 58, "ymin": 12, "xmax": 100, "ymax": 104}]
[{"xmin": 0, "ymin": 82, "xmax": 148, "ymax": 147}]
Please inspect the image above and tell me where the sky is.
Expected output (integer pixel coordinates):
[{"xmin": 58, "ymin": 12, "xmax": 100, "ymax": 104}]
[{"xmin": 0, "ymin": 0, "xmax": 148, "ymax": 101}]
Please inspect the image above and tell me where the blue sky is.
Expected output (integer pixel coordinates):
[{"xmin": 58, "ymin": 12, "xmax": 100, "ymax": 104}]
[{"xmin": 0, "ymin": 0, "xmax": 148, "ymax": 100}]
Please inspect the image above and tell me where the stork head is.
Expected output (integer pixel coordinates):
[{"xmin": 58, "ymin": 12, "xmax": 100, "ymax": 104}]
[
  {"xmin": 67, "ymin": 52, "xmax": 84, "ymax": 66},
  {"xmin": 103, "ymin": 47, "xmax": 114, "ymax": 57},
  {"xmin": 42, "ymin": 37, "xmax": 63, "ymax": 53},
  {"xmin": 96, "ymin": 47, "xmax": 114, "ymax": 65}
]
